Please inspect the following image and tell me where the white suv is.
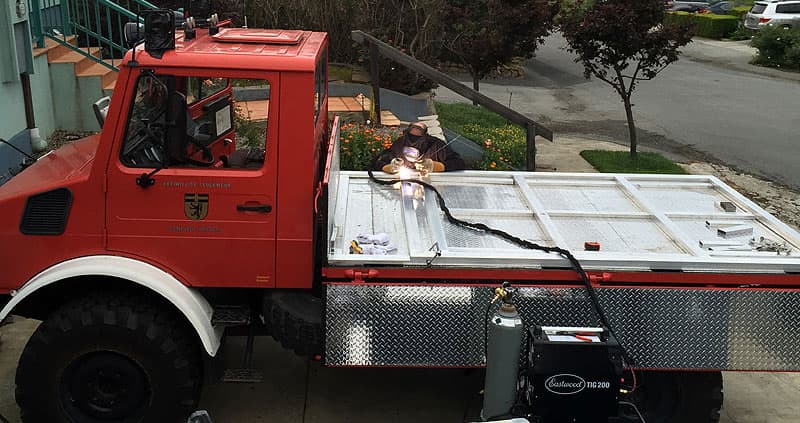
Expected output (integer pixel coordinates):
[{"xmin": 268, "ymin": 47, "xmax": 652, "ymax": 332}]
[{"xmin": 745, "ymin": 0, "xmax": 800, "ymax": 29}]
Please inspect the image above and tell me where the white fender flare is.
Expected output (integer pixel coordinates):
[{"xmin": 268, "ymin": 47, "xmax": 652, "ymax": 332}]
[{"xmin": 0, "ymin": 255, "xmax": 222, "ymax": 356}]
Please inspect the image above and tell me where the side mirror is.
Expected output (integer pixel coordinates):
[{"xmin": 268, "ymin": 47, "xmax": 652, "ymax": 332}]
[{"xmin": 92, "ymin": 96, "xmax": 111, "ymax": 128}]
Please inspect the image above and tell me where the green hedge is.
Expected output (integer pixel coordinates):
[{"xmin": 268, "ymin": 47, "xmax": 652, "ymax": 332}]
[
  {"xmin": 665, "ymin": 11, "xmax": 740, "ymax": 39},
  {"xmin": 726, "ymin": 6, "xmax": 752, "ymax": 19}
]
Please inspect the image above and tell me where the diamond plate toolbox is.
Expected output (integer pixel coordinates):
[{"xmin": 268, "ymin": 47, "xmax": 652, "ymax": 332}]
[{"xmin": 325, "ymin": 284, "xmax": 800, "ymax": 370}]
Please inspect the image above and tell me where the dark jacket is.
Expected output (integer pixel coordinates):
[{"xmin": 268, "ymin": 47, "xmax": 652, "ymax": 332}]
[{"xmin": 374, "ymin": 134, "xmax": 465, "ymax": 171}]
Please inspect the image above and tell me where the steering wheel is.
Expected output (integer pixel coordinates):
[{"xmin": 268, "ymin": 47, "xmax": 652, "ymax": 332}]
[{"xmin": 122, "ymin": 119, "xmax": 166, "ymax": 158}]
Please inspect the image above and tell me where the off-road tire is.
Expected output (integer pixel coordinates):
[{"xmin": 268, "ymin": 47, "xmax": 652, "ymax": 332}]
[
  {"xmin": 263, "ymin": 291, "xmax": 323, "ymax": 356},
  {"xmin": 15, "ymin": 291, "xmax": 202, "ymax": 423},
  {"xmin": 621, "ymin": 371, "xmax": 723, "ymax": 423}
]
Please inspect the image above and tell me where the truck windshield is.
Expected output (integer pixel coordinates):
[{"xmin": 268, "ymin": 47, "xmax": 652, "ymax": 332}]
[{"xmin": 120, "ymin": 73, "xmax": 171, "ymax": 167}]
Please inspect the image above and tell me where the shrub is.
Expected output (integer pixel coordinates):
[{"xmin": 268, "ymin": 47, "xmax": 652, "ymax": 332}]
[
  {"xmin": 751, "ymin": 25, "xmax": 800, "ymax": 70},
  {"xmin": 463, "ymin": 124, "xmax": 528, "ymax": 171},
  {"xmin": 338, "ymin": 123, "xmax": 402, "ymax": 171},
  {"xmin": 436, "ymin": 102, "xmax": 529, "ymax": 171},
  {"xmin": 665, "ymin": 11, "xmax": 739, "ymax": 39}
]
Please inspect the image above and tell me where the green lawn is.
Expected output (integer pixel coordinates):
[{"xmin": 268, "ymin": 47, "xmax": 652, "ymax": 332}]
[
  {"xmin": 580, "ymin": 150, "xmax": 687, "ymax": 174},
  {"xmin": 435, "ymin": 102, "xmax": 515, "ymax": 133},
  {"xmin": 329, "ymin": 65, "xmax": 353, "ymax": 82}
]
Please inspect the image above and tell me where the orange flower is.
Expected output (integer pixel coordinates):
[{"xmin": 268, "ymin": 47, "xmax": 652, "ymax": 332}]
[
  {"xmin": 344, "ymin": 139, "xmax": 350, "ymax": 144},
  {"xmin": 490, "ymin": 162, "xmax": 497, "ymax": 168},
  {"xmin": 484, "ymin": 139, "xmax": 492, "ymax": 146}
]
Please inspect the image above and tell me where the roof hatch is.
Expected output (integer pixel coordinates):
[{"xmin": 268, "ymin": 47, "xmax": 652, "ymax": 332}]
[{"xmin": 212, "ymin": 29, "xmax": 303, "ymax": 45}]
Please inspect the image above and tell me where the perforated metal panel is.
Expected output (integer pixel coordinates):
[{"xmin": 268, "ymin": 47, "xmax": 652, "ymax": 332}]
[{"xmin": 325, "ymin": 284, "xmax": 800, "ymax": 370}]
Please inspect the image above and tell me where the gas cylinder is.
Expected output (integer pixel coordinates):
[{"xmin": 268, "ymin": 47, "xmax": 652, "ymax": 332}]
[{"xmin": 481, "ymin": 283, "xmax": 525, "ymax": 421}]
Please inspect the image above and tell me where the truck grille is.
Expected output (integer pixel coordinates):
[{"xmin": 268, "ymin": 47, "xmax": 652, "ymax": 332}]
[{"xmin": 20, "ymin": 188, "xmax": 73, "ymax": 235}]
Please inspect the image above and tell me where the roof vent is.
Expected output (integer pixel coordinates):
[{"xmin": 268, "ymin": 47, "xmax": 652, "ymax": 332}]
[{"xmin": 212, "ymin": 29, "xmax": 303, "ymax": 45}]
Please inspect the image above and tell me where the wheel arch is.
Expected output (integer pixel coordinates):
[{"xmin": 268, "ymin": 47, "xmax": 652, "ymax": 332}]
[{"xmin": 0, "ymin": 255, "xmax": 222, "ymax": 357}]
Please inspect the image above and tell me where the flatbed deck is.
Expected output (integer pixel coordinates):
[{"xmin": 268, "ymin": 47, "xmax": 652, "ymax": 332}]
[{"xmin": 328, "ymin": 171, "xmax": 800, "ymax": 274}]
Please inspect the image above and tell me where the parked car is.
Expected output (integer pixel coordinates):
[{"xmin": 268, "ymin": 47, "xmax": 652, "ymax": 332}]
[
  {"xmin": 668, "ymin": 0, "xmax": 711, "ymax": 12},
  {"xmin": 668, "ymin": 0, "xmax": 733, "ymax": 13},
  {"xmin": 745, "ymin": 0, "xmax": 800, "ymax": 29}
]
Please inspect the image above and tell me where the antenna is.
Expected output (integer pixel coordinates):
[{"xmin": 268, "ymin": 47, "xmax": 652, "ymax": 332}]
[
  {"xmin": 0, "ymin": 138, "xmax": 38, "ymax": 163},
  {"xmin": 130, "ymin": 8, "xmax": 140, "ymax": 67}
]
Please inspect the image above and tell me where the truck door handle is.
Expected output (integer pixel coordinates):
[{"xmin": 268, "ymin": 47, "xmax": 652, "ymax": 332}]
[{"xmin": 236, "ymin": 203, "xmax": 272, "ymax": 213}]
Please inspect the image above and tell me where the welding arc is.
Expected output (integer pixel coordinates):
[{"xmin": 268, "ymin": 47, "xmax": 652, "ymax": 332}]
[{"xmin": 366, "ymin": 152, "xmax": 634, "ymax": 366}]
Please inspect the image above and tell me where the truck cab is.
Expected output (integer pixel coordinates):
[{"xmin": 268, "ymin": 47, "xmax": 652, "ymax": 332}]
[
  {"xmin": 0, "ymin": 24, "xmax": 330, "ymax": 294},
  {"xmin": 0, "ymin": 15, "xmax": 330, "ymax": 422}
]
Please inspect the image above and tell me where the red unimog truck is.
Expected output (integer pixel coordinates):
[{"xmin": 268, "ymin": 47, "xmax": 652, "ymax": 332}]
[{"xmin": 1, "ymin": 10, "xmax": 799, "ymax": 423}]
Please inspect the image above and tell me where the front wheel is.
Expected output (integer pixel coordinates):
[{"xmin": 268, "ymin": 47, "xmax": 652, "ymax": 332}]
[
  {"xmin": 620, "ymin": 371, "xmax": 723, "ymax": 423},
  {"xmin": 15, "ymin": 291, "xmax": 203, "ymax": 423}
]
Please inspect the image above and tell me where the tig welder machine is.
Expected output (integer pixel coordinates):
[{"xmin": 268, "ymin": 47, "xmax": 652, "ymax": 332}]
[{"xmin": 482, "ymin": 282, "xmax": 632, "ymax": 423}]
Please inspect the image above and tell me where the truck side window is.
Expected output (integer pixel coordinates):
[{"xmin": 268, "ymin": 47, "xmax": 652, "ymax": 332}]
[
  {"xmin": 186, "ymin": 77, "xmax": 228, "ymax": 104},
  {"xmin": 228, "ymin": 79, "xmax": 270, "ymax": 169},
  {"xmin": 314, "ymin": 48, "xmax": 327, "ymax": 123},
  {"xmin": 119, "ymin": 75, "xmax": 270, "ymax": 170}
]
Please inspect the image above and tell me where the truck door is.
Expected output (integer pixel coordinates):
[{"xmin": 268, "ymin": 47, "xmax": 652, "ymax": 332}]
[{"xmin": 106, "ymin": 71, "xmax": 278, "ymax": 288}]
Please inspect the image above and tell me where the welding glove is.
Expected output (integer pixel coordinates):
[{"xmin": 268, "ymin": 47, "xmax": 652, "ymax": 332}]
[
  {"xmin": 415, "ymin": 158, "xmax": 445, "ymax": 173},
  {"xmin": 382, "ymin": 158, "xmax": 405, "ymax": 174},
  {"xmin": 356, "ymin": 233, "xmax": 391, "ymax": 246},
  {"xmin": 361, "ymin": 243, "xmax": 398, "ymax": 255}
]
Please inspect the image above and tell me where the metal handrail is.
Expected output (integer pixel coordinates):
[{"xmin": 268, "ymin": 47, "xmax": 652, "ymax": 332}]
[{"xmin": 28, "ymin": 0, "xmax": 156, "ymax": 71}]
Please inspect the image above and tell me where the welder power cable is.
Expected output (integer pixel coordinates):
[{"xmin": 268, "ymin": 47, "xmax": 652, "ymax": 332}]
[{"xmin": 367, "ymin": 152, "xmax": 634, "ymax": 365}]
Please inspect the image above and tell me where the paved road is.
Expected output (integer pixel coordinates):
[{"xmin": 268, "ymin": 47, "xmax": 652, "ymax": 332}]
[{"xmin": 435, "ymin": 35, "xmax": 800, "ymax": 189}]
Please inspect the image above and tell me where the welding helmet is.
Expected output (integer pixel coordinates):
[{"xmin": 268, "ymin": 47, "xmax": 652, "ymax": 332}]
[{"xmin": 404, "ymin": 122, "xmax": 428, "ymax": 144}]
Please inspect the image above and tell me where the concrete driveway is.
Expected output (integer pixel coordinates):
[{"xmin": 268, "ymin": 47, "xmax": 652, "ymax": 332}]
[{"xmin": 2, "ymin": 318, "xmax": 800, "ymax": 422}]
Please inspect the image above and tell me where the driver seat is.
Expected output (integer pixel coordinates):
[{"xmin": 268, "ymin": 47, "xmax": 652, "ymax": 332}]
[{"xmin": 165, "ymin": 92, "xmax": 214, "ymax": 166}]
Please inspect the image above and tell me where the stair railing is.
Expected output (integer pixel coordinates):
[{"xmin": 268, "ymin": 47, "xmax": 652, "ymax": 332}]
[{"xmin": 28, "ymin": 0, "xmax": 157, "ymax": 70}]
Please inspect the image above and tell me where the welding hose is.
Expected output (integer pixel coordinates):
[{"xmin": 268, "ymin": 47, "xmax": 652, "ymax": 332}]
[{"xmin": 366, "ymin": 150, "xmax": 634, "ymax": 367}]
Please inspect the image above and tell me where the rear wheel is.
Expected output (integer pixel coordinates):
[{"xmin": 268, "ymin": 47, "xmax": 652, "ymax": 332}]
[
  {"xmin": 15, "ymin": 291, "xmax": 202, "ymax": 423},
  {"xmin": 620, "ymin": 371, "xmax": 723, "ymax": 423}
]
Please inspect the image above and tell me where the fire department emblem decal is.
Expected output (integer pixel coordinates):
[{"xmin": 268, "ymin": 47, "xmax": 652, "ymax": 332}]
[{"xmin": 184, "ymin": 194, "xmax": 209, "ymax": 220}]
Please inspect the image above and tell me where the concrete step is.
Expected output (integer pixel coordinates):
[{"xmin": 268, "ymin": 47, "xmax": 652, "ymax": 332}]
[
  {"xmin": 75, "ymin": 59, "xmax": 116, "ymax": 81},
  {"xmin": 102, "ymin": 71, "xmax": 117, "ymax": 91},
  {"xmin": 45, "ymin": 37, "xmax": 79, "ymax": 62},
  {"xmin": 48, "ymin": 48, "xmax": 105, "ymax": 74},
  {"xmin": 32, "ymin": 36, "xmax": 70, "ymax": 58}
]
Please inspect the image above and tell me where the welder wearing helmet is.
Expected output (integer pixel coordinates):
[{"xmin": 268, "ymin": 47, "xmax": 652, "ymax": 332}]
[{"xmin": 375, "ymin": 122, "xmax": 465, "ymax": 174}]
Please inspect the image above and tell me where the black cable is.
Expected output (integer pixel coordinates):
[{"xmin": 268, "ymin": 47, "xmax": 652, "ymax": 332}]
[{"xmin": 367, "ymin": 150, "xmax": 634, "ymax": 366}]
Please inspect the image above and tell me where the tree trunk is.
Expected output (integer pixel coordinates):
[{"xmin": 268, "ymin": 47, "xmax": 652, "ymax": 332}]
[
  {"xmin": 472, "ymin": 74, "xmax": 480, "ymax": 106},
  {"xmin": 623, "ymin": 96, "xmax": 637, "ymax": 160}
]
